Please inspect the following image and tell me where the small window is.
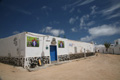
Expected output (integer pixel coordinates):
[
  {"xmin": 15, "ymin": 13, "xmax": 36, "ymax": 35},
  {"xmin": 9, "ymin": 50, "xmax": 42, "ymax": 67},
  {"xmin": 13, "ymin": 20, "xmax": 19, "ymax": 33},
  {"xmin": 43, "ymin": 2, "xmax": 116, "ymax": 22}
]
[
  {"xmin": 116, "ymin": 41, "xmax": 118, "ymax": 45},
  {"xmin": 74, "ymin": 47, "xmax": 77, "ymax": 53}
]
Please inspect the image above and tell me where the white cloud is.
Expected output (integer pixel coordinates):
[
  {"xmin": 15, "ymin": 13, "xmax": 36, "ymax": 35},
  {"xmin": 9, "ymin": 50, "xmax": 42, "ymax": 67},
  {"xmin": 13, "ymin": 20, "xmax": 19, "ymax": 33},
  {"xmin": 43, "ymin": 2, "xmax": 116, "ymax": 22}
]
[
  {"xmin": 69, "ymin": 18, "xmax": 76, "ymax": 24},
  {"xmin": 69, "ymin": 0, "xmax": 81, "ymax": 7},
  {"xmin": 63, "ymin": 0, "xmax": 81, "ymax": 9},
  {"xmin": 106, "ymin": 13, "xmax": 120, "ymax": 19},
  {"xmin": 13, "ymin": 31, "xmax": 20, "ymax": 34},
  {"xmin": 77, "ymin": 0, "xmax": 94, "ymax": 6},
  {"xmin": 80, "ymin": 18, "xmax": 84, "ymax": 27},
  {"xmin": 41, "ymin": 27, "xmax": 52, "ymax": 33},
  {"xmin": 71, "ymin": 27, "xmax": 77, "ymax": 32},
  {"xmin": 80, "ymin": 14, "xmax": 89, "ymax": 27},
  {"xmin": 41, "ymin": 6, "xmax": 47, "ymax": 9},
  {"xmin": 80, "ymin": 24, "xmax": 120, "ymax": 42},
  {"xmin": 41, "ymin": 26, "xmax": 65, "ymax": 36},
  {"xmin": 41, "ymin": 6, "xmax": 52, "ymax": 16},
  {"xmin": 89, "ymin": 25, "xmax": 120, "ymax": 36},
  {"xmin": 50, "ymin": 29, "xmax": 64, "ymax": 36},
  {"xmin": 87, "ymin": 21, "xmax": 95, "ymax": 26},
  {"xmin": 80, "ymin": 15, "xmax": 95, "ymax": 29},
  {"xmin": 81, "ymin": 36, "xmax": 94, "ymax": 42},
  {"xmin": 69, "ymin": 16, "xmax": 79, "ymax": 24},
  {"xmin": 90, "ymin": 5, "xmax": 97, "ymax": 15},
  {"xmin": 101, "ymin": 3, "xmax": 120, "ymax": 16},
  {"xmin": 62, "ymin": 0, "xmax": 94, "ymax": 10}
]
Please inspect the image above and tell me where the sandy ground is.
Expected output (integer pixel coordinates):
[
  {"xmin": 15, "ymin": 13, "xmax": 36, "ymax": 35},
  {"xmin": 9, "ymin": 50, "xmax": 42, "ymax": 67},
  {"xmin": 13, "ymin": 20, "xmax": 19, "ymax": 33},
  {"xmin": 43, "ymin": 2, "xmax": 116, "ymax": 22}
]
[{"xmin": 0, "ymin": 53, "xmax": 120, "ymax": 80}]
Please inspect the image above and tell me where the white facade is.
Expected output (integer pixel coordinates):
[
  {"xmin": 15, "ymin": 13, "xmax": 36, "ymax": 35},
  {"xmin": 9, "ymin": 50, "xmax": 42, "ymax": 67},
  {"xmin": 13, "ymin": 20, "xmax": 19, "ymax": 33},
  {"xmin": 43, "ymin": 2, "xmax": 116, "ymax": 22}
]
[
  {"xmin": 113, "ymin": 39, "xmax": 120, "ymax": 54},
  {"xmin": 95, "ymin": 39, "xmax": 120, "ymax": 54},
  {"xmin": 0, "ymin": 32, "xmax": 95, "ymax": 68},
  {"xmin": 0, "ymin": 32, "xmax": 25, "ymax": 57},
  {"xmin": 68, "ymin": 40, "xmax": 94, "ymax": 54},
  {"xmin": 114, "ymin": 39, "xmax": 120, "ymax": 45},
  {"xmin": 95, "ymin": 45, "xmax": 106, "ymax": 53},
  {"xmin": 25, "ymin": 32, "xmax": 68, "ymax": 57}
]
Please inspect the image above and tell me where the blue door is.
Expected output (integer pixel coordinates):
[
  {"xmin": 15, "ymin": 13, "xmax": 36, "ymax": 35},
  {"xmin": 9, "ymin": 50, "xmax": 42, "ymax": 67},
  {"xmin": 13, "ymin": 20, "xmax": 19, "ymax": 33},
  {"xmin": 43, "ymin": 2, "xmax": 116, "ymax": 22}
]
[{"xmin": 50, "ymin": 46, "xmax": 57, "ymax": 61}]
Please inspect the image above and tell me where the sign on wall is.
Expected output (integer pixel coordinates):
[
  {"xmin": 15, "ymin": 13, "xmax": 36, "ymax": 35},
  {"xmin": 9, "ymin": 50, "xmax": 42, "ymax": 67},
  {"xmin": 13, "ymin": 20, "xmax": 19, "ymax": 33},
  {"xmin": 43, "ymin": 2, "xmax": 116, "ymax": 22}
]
[
  {"xmin": 58, "ymin": 41, "xmax": 65, "ymax": 48},
  {"xmin": 69, "ymin": 43, "xmax": 73, "ymax": 47},
  {"xmin": 51, "ymin": 38, "xmax": 56, "ymax": 45},
  {"xmin": 27, "ymin": 36, "xmax": 39, "ymax": 47}
]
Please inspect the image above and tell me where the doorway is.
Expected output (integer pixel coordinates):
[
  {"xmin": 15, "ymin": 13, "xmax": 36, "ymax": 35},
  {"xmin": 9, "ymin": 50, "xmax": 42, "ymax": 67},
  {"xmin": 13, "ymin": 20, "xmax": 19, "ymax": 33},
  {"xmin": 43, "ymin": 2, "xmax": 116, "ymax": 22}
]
[{"xmin": 50, "ymin": 45, "xmax": 57, "ymax": 61}]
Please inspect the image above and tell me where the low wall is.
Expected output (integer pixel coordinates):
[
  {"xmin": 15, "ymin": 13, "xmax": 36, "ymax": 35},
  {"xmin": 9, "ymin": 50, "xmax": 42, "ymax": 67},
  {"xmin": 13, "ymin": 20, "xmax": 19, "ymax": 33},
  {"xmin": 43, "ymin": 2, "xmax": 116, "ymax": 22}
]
[
  {"xmin": 0, "ymin": 56, "xmax": 50, "ymax": 68},
  {"xmin": 86, "ymin": 52, "xmax": 95, "ymax": 57},
  {"xmin": 0, "ymin": 53, "xmax": 95, "ymax": 68},
  {"xmin": 25, "ymin": 56, "xmax": 50, "ymax": 68},
  {"xmin": 69, "ymin": 53, "xmax": 84, "ymax": 60},
  {"xmin": 58, "ymin": 54, "xmax": 70, "ymax": 61},
  {"xmin": 58, "ymin": 52, "xmax": 95, "ymax": 61},
  {"xmin": 0, "ymin": 57, "xmax": 24, "ymax": 67}
]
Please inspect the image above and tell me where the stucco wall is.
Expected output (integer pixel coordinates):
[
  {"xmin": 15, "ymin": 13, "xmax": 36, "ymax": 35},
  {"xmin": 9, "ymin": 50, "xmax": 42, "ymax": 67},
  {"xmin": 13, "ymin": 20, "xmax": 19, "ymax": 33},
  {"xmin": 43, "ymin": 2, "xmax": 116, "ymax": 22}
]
[
  {"xmin": 114, "ymin": 45, "xmax": 120, "ymax": 54},
  {"xmin": 68, "ymin": 40, "xmax": 94, "ymax": 54},
  {"xmin": 0, "ymin": 32, "xmax": 25, "ymax": 57},
  {"xmin": 25, "ymin": 32, "xmax": 68, "ymax": 57},
  {"xmin": 95, "ymin": 44, "xmax": 120, "ymax": 54}
]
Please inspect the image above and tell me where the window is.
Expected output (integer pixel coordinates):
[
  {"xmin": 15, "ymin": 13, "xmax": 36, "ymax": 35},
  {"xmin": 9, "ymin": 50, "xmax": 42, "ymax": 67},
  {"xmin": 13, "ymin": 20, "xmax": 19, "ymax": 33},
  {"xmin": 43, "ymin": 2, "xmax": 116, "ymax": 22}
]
[
  {"xmin": 116, "ymin": 41, "xmax": 118, "ymax": 45},
  {"xmin": 74, "ymin": 47, "xmax": 77, "ymax": 53}
]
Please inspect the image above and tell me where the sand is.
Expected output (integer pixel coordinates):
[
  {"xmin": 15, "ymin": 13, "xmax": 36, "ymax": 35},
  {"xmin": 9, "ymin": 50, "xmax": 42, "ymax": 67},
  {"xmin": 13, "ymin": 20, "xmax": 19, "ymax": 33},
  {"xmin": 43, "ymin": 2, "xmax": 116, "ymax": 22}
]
[{"xmin": 0, "ymin": 53, "xmax": 120, "ymax": 80}]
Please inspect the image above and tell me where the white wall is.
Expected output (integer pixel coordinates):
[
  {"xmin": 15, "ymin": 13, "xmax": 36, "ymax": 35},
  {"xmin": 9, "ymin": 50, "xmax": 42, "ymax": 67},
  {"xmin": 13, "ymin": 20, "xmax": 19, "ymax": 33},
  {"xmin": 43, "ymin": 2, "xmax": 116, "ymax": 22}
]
[
  {"xmin": 25, "ymin": 33, "xmax": 43, "ymax": 57},
  {"xmin": 114, "ymin": 45, "xmax": 120, "ymax": 54},
  {"xmin": 95, "ymin": 44, "xmax": 120, "ymax": 54},
  {"xmin": 43, "ymin": 36, "xmax": 68, "ymax": 56},
  {"xmin": 68, "ymin": 40, "xmax": 94, "ymax": 54},
  {"xmin": 113, "ymin": 39, "xmax": 120, "ymax": 54},
  {"xmin": 0, "ymin": 32, "xmax": 25, "ymax": 57},
  {"xmin": 114, "ymin": 39, "xmax": 120, "ymax": 45},
  {"xmin": 95, "ymin": 45, "xmax": 105, "ymax": 53},
  {"xmin": 55, "ymin": 37, "xmax": 68, "ymax": 55},
  {"xmin": 25, "ymin": 32, "xmax": 68, "ymax": 57},
  {"xmin": 0, "ymin": 31, "xmax": 96, "ymax": 58},
  {"xmin": 42, "ymin": 36, "xmax": 68, "ymax": 57}
]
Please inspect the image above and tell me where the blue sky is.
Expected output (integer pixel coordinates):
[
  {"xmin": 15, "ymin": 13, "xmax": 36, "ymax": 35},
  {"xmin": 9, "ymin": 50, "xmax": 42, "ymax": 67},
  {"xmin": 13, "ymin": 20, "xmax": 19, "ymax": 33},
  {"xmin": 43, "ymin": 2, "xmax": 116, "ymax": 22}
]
[{"xmin": 0, "ymin": 0, "xmax": 120, "ymax": 44}]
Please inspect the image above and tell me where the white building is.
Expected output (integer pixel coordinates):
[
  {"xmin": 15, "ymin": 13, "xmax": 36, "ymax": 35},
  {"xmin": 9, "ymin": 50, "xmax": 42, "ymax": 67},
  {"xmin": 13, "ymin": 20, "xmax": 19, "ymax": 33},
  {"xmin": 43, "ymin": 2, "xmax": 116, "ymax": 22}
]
[
  {"xmin": 113, "ymin": 39, "xmax": 120, "ymax": 54},
  {"xmin": 0, "ymin": 32, "xmax": 95, "ymax": 68},
  {"xmin": 95, "ymin": 39, "xmax": 120, "ymax": 54},
  {"xmin": 95, "ymin": 45, "xmax": 105, "ymax": 53}
]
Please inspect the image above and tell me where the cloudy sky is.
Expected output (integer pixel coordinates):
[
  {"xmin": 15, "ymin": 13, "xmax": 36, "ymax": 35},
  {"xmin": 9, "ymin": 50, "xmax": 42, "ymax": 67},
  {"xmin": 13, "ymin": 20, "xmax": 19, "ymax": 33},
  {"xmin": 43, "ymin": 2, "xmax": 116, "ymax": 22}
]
[{"xmin": 0, "ymin": 0, "xmax": 120, "ymax": 44}]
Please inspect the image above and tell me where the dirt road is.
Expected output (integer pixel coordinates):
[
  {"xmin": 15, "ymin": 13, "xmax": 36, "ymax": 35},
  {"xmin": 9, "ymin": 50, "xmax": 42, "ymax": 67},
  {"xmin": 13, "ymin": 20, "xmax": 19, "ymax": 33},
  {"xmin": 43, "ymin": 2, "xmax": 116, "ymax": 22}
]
[{"xmin": 0, "ymin": 53, "xmax": 120, "ymax": 80}]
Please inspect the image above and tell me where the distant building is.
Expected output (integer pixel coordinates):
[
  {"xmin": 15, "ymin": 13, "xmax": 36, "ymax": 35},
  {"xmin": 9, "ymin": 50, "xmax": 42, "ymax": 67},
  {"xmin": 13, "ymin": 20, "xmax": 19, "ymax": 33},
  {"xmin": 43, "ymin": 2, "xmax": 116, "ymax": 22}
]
[
  {"xmin": 95, "ymin": 38, "xmax": 120, "ymax": 54},
  {"xmin": 113, "ymin": 39, "xmax": 120, "ymax": 54}
]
